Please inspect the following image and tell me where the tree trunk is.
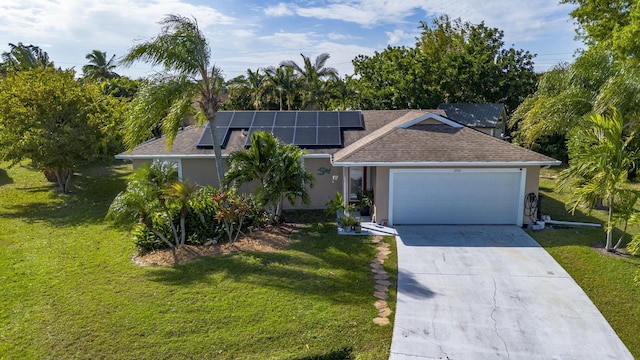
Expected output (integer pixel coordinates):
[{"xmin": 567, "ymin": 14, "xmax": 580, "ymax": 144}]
[
  {"xmin": 151, "ymin": 228, "xmax": 175, "ymax": 248},
  {"xmin": 202, "ymin": 97, "xmax": 225, "ymax": 187},
  {"xmin": 605, "ymin": 194, "xmax": 614, "ymax": 251},
  {"xmin": 143, "ymin": 217, "xmax": 174, "ymax": 248},
  {"xmin": 614, "ymin": 221, "xmax": 628, "ymax": 251},
  {"xmin": 161, "ymin": 206, "xmax": 179, "ymax": 247},
  {"xmin": 55, "ymin": 168, "xmax": 72, "ymax": 193},
  {"xmin": 179, "ymin": 213, "xmax": 186, "ymax": 247}
]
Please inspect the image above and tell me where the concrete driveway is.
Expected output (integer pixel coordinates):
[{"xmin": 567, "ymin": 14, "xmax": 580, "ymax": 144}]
[{"xmin": 390, "ymin": 225, "xmax": 632, "ymax": 360}]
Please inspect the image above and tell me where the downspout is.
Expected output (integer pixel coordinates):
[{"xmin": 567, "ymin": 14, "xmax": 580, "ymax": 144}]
[{"xmin": 342, "ymin": 167, "xmax": 349, "ymax": 209}]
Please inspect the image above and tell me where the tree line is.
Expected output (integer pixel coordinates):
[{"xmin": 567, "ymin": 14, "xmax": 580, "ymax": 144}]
[
  {"xmin": 510, "ymin": 0, "xmax": 640, "ymax": 256},
  {"xmin": 3, "ymin": 5, "xmax": 640, "ymax": 260},
  {"xmin": 0, "ymin": 14, "xmax": 539, "ymax": 194}
]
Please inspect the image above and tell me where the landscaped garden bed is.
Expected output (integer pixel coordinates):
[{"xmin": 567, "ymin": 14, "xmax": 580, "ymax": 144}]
[{"xmin": 0, "ymin": 162, "xmax": 397, "ymax": 359}]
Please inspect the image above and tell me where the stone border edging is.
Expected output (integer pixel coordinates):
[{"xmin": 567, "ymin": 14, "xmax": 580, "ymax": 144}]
[{"xmin": 371, "ymin": 236, "xmax": 393, "ymax": 326}]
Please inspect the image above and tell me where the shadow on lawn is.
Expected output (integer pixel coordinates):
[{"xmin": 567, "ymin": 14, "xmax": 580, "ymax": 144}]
[
  {"xmin": 2, "ymin": 164, "xmax": 129, "ymax": 226},
  {"xmin": 0, "ymin": 168, "xmax": 13, "ymax": 186},
  {"xmin": 534, "ymin": 192, "xmax": 633, "ymax": 248},
  {"xmin": 146, "ymin": 221, "xmax": 378, "ymax": 304},
  {"xmin": 293, "ymin": 347, "xmax": 353, "ymax": 360}
]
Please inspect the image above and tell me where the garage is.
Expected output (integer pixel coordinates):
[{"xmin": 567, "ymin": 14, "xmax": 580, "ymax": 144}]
[{"xmin": 389, "ymin": 168, "xmax": 525, "ymax": 225}]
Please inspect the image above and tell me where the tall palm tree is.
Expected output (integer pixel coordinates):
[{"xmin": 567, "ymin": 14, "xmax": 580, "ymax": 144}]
[
  {"xmin": 327, "ymin": 74, "xmax": 359, "ymax": 110},
  {"xmin": 557, "ymin": 107, "xmax": 638, "ymax": 251},
  {"xmin": 82, "ymin": 50, "xmax": 120, "ymax": 81},
  {"xmin": 280, "ymin": 53, "xmax": 337, "ymax": 110},
  {"xmin": 264, "ymin": 65, "xmax": 298, "ymax": 110},
  {"xmin": 121, "ymin": 14, "xmax": 226, "ymax": 185},
  {"xmin": 245, "ymin": 68, "xmax": 265, "ymax": 110},
  {"xmin": 1, "ymin": 42, "xmax": 52, "ymax": 74}
]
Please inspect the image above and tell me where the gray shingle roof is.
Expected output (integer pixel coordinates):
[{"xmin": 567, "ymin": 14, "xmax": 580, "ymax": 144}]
[
  {"xmin": 332, "ymin": 113, "xmax": 558, "ymax": 165},
  {"xmin": 437, "ymin": 103, "xmax": 506, "ymax": 128},
  {"xmin": 117, "ymin": 110, "xmax": 443, "ymax": 157},
  {"xmin": 117, "ymin": 110, "xmax": 558, "ymax": 166}
]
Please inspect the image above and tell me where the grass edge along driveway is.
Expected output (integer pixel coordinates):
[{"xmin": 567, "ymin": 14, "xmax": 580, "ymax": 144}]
[{"xmin": 527, "ymin": 173, "xmax": 640, "ymax": 357}]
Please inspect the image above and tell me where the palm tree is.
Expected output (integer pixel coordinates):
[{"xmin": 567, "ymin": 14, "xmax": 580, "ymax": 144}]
[
  {"xmin": 107, "ymin": 161, "xmax": 180, "ymax": 248},
  {"xmin": 82, "ymin": 50, "xmax": 120, "ymax": 81},
  {"xmin": 511, "ymin": 49, "xmax": 614, "ymax": 147},
  {"xmin": 107, "ymin": 178, "xmax": 175, "ymax": 248},
  {"xmin": 264, "ymin": 65, "xmax": 298, "ymax": 110},
  {"xmin": 557, "ymin": 107, "xmax": 638, "ymax": 251},
  {"xmin": 280, "ymin": 53, "xmax": 337, "ymax": 110},
  {"xmin": 327, "ymin": 74, "xmax": 359, "ymax": 110},
  {"xmin": 224, "ymin": 131, "xmax": 314, "ymax": 222},
  {"xmin": 162, "ymin": 181, "xmax": 197, "ymax": 247},
  {"xmin": 245, "ymin": 68, "xmax": 266, "ymax": 110},
  {"xmin": 1, "ymin": 42, "xmax": 53, "ymax": 74},
  {"xmin": 121, "ymin": 15, "xmax": 226, "ymax": 185}
]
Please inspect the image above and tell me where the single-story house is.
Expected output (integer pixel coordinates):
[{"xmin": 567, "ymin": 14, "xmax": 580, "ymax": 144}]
[
  {"xmin": 437, "ymin": 103, "xmax": 507, "ymax": 138},
  {"xmin": 116, "ymin": 110, "xmax": 560, "ymax": 226}
]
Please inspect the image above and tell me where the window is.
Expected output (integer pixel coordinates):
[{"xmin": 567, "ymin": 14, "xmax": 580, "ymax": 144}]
[{"xmin": 349, "ymin": 167, "xmax": 363, "ymax": 202}]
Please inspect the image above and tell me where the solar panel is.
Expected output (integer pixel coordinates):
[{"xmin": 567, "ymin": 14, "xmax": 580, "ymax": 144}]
[
  {"xmin": 317, "ymin": 126, "xmax": 342, "ymax": 146},
  {"xmin": 296, "ymin": 112, "xmax": 317, "ymax": 126},
  {"xmin": 274, "ymin": 112, "xmax": 296, "ymax": 126},
  {"xmin": 197, "ymin": 110, "xmax": 364, "ymax": 149},
  {"xmin": 294, "ymin": 127, "xmax": 317, "ymax": 146},
  {"xmin": 214, "ymin": 111, "xmax": 233, "ymax": 127},
  {"xmin": 339, "ymin": 111, "xmax": 364, "ymax": 129},
  {"xmin": 253, "ymin": 112, "xmax": 276, "ymax": 127},
  {"xmin": 196, "ymin": 123, "xmax": 229, "ymax": 149},
  {"xmin": 229, "ymin": 111, "xmax": 254, "ymax": 127},
  {"xmin": 272, "ymin": 127, "xmax": 295, "ymax": 143},
  {"xmin": 318, "ymin": 112, "xmax": 339, "ymax": 126},
  {"xmin": 243, "ymin": 127, "xmax": 273, "ymax": 147}
]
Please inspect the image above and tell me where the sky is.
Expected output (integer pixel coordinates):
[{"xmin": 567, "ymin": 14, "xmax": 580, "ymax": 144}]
[{"xmin": 0, "ymin": 0, "xmax": 583, "ymax": 80}]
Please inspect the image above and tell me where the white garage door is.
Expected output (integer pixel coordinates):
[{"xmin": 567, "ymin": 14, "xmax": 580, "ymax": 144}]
[{"xmin": 390, "ymin": 169, "xmax": 524, "ymax": 225}]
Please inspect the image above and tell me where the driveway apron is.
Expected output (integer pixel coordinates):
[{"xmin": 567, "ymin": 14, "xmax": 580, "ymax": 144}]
[{"xmin": 389, "ymin": 225, "xmax": 632, "ymax": 360}]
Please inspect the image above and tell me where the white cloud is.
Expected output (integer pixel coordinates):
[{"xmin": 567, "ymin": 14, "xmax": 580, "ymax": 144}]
[
  {"xmin": 289, "ymin": 0, "xmax": 576, "ymax": 43},
  {"xmin": 257, "ymin": 32, "xmax": 316, "ymax": 49},
  {"xmin": 328, "ymin": 32, "xmax": 347, "ymax": 41},
  {"xmin": 386, "ymin": 29, "xmax": 411, "ymax": 45},
  {"xmin": 0, "ymin": 0, "xmax": 580, "ymax": 78},
  {"xmin": 0, "ymin": 0, "xmax": 234, "ymax": 43},
  {"xmin": 0, "ymin": 0, "xmax": 238, "ymax": 76},
  {"xmin": 264, "ymin": 2, "xmax": 294, "ymax": 17}
]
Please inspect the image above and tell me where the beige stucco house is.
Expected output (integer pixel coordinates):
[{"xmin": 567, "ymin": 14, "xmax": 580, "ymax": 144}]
[{"xmin": 116, "ymin": 110, "xmax": 559, "ymax": 226}]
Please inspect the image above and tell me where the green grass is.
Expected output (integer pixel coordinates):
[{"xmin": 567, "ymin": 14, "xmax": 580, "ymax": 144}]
[
  {"xmin": 529, "ymin": 170, "xmax": 640, "ymax": 357},
  {"xmin": 0, "ymin": 162, "xmax": 396, "ymax": 359}
]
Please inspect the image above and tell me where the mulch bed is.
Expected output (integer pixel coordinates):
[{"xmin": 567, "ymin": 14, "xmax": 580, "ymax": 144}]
[
  {"xmin": 133, "ymin": 224, "xmax": 295, "ymax": 266},
  {"xmin": 590, "ymin": 242, "xmax": 633, "ymax": 258}
]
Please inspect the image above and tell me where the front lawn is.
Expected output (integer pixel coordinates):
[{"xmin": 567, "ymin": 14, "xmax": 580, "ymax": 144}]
[
  {"xmin": 0, "ymin": 162, "xmax": 396, "ymax": 359},
  {"xmin": 529, "ymin": 171, "xmax": 640, "ymax": 357}
]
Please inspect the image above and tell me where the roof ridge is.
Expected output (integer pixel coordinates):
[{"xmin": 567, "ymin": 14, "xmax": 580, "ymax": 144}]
[{"xmin": 333, "ymin": 110, "xmax": 428, "ymax": 162}]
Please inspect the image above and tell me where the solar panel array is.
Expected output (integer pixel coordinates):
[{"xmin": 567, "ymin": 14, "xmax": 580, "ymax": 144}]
[{"xmin": 196, "ymin": 111, "xmax": 364, "ymax": 149}]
